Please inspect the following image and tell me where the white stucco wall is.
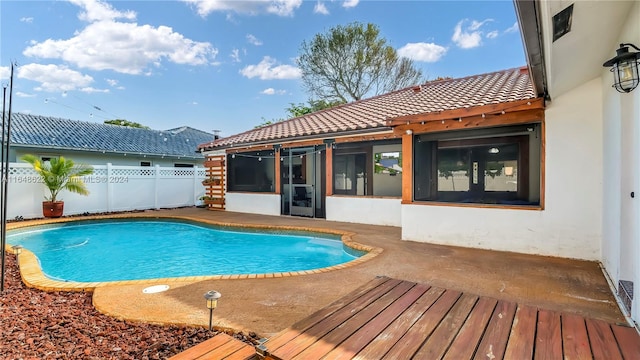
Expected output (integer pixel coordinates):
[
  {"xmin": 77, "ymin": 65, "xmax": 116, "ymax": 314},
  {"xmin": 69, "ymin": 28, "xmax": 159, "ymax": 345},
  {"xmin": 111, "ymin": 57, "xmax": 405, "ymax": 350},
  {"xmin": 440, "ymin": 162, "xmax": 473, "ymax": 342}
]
[
  {"xmin": 402, "ymin": 78, "xmax": 604, "ymax": 260},
  {"xmin": 601, "ymin": 2, "xmax": 640, "ymax": 325},
  {"xmin": 326, "ymin": 196, "xmax": 402, "ymax": 227},
  {"xmin": 225, "ymin": 192, "xmax": 281, "ymax": 216}
]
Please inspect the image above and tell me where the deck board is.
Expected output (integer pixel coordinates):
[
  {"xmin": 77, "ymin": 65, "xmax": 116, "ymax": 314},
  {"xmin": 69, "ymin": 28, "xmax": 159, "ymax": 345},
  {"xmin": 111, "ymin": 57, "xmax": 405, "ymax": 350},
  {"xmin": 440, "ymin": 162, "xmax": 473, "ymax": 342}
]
[
  {"xmin": 473, "ymin": 300, "xmax": 517, "ymax": 360},
  {"xmin": 382, "ymin": 289, "xmax": 461, "ymax": 360},
  {"xmin": 503, "ymin": 304, "xmax": 537, "ymax": 359},
  {"xmin": 169, "ymin": 333, "xmax": 256, "ymax": 360},
  {"xmin": 322, "ymin": 284, "xmax": 431, "ymax": 360},
  {"xmin": 535, "ymin": 309, "xmax": 563, "ymax": 359},
  {"xmin": 412, "ymin": 292, "xmax": 478, "ymax": 359},
  {"xmin": 586, "ymin": 318, "xmax": 623, "ymax": 360},
  {"xmin": 352, "ymin": 286, "xmax": 445, "ymax": 360},
  {"xmin": 612, "ymin": 324, "xmax": 640, "ymax": 359},
  {"xmin": 169, "ymin": 277, "xmax": 640, "ymax": 360},
  {"xmin": 265, "ymin": 277, "xmax": 400, "ymax": 357},
  {"xmin": 442, "ymin": 296, "xmax": 497, "ymax": 360},
  {"xmin": 289, "ymin": 281, "xmax": 416, "ymax": 360},
  {"xmin": 561, "ymin": 313, "xmax": 592, "ymax": 359}
]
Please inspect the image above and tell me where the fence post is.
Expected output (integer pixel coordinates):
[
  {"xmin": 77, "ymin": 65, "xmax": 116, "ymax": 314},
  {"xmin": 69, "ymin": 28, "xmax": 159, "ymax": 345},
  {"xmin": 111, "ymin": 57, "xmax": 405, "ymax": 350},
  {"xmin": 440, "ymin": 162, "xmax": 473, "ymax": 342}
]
[
  {"xmin": 106, "ymin": 163, "xmax": 113, "ymax": 212},
  {"xmin": 154, "ymin": 164, "xmax": 160, "ymax": 209},
  {"xmin": 193, "ymin": 166, "xmax": 199, "ymax": 206}
]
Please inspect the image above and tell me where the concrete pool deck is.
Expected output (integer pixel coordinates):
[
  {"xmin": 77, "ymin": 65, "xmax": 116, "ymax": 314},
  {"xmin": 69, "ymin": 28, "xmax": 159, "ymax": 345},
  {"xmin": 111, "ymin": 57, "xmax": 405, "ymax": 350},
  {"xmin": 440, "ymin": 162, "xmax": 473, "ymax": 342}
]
[{"xmin": 7, "ymin": 208, "xmax": 628, "ymax": 337}]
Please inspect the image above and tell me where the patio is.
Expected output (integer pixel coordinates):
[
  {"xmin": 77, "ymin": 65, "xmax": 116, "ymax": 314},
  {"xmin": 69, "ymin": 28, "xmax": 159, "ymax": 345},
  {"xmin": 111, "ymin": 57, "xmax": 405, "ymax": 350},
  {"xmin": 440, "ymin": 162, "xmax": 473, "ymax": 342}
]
[{"xmin": 9, "ymin": 207, "xmax": 629, "ymax": 339}]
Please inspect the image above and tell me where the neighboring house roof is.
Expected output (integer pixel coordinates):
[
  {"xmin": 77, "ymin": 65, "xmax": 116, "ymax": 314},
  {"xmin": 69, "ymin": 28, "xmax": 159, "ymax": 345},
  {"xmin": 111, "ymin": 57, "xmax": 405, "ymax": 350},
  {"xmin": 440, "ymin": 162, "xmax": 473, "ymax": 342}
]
[
  {"xmin": 9, "ymin": 113, "xmax": 214, "ymax": 158},
  {"xmin": 200, "ymin": 67, "xmax": 536, "ymax": 150}
]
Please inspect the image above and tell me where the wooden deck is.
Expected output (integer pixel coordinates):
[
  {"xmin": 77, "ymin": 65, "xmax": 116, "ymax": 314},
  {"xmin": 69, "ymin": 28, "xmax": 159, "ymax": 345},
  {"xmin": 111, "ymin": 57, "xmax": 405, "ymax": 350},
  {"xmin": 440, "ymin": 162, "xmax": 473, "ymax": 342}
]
[
  {"xmin": 169, "ymin": 333, "xmax": 257, "ymax": 360},
  {"xmin": 259, "ymin": 276, "xmax": 640, "ymax": 360}
]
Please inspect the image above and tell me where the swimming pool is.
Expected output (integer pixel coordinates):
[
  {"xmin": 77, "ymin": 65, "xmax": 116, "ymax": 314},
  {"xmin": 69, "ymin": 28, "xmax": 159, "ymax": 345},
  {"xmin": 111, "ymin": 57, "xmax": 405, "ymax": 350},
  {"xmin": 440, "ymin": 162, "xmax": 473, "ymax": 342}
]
[{"xmin": 8, "ymin": 219, "xmax": 364, "ymax": 282}]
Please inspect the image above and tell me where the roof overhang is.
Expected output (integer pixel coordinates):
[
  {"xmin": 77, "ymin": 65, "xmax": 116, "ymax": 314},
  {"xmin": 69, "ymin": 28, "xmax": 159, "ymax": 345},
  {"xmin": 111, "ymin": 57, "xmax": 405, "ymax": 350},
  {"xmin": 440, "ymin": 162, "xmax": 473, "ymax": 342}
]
[{"xmin": 514, "ymin": 0, "xmax": 636, "ymax": 99}]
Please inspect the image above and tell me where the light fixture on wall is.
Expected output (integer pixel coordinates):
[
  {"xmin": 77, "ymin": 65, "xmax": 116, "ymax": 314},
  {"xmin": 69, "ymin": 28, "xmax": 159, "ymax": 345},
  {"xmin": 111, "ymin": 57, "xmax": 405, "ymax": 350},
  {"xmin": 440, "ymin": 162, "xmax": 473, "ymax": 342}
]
[{"xmin": 603, "ymin": 43, "xmax": 640, "ymax": 93}]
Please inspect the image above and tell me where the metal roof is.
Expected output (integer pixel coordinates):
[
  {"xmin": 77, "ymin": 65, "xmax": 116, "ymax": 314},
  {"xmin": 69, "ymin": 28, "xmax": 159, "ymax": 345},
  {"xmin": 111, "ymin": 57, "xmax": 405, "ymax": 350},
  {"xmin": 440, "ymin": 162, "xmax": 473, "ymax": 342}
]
[{"xmin": 7, "ymin": 113, "xmax": 214, "ymax": 158}]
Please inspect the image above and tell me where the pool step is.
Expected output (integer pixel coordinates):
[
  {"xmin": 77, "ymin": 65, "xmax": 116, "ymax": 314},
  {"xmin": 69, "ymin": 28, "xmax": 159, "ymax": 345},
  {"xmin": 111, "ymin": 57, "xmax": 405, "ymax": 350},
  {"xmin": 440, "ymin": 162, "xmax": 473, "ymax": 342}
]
[{"xmin": 169, "ymin": 333, "xmax": 259, "ymax": 360}]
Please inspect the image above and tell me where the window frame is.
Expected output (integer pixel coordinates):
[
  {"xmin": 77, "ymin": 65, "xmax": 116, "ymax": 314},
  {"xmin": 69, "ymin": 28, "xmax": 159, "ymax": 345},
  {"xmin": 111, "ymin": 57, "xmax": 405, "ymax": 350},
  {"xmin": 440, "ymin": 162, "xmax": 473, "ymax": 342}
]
[{"xmin": 412, "ymin": 123, "xmax": 542, "ymax": 207}]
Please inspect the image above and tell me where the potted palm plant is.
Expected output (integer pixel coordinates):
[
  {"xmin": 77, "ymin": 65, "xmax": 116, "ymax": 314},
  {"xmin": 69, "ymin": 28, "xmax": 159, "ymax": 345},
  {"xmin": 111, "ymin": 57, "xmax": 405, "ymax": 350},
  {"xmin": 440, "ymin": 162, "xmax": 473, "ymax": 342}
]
[{"xmin": 21, "ymin": 154, "xmax": 94, "ymax": 218}]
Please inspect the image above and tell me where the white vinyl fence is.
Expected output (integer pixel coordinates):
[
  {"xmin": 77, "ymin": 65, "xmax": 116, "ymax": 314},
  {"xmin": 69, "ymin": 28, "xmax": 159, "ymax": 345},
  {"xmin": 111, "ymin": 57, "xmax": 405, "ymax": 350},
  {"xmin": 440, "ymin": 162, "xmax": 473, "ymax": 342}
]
[{"xmin": 6, "ymin": 163, "xmax": 207, "ymax": 219}]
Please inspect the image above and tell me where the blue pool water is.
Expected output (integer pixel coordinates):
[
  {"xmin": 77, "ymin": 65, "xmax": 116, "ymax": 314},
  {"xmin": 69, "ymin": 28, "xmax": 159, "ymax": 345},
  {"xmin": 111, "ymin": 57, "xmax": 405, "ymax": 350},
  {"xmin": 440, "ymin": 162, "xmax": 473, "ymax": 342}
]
[{"xmin": 8, "ymin": 219, "xmax": 362, "ymax": 282}]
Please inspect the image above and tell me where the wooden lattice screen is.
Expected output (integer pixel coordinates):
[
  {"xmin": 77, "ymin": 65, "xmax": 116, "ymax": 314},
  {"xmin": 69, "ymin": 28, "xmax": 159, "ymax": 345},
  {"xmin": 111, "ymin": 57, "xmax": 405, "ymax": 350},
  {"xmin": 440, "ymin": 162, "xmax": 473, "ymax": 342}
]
[{"xmin": 203, "ymin": 155, "xmax": 225, "ymax": 210}]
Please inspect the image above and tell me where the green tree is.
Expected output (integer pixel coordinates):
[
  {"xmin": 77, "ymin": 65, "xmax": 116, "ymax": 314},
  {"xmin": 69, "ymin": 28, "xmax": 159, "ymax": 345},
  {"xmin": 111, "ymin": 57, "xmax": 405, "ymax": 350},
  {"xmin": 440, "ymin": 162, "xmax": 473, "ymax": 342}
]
[
  {"xmin": 297, "ymin": 22, "xmax": 424, "ymax": 103},
  {"xmin": 285, "ymin": 99, "xmax": 344, "ymax": 117},
  {"xmin": 255, "ymin": 99, "xmax": 344, "ymax": 128},
  {"xmin": 104, "ymin": 119, "xmax": 150, "ymax": 129}
]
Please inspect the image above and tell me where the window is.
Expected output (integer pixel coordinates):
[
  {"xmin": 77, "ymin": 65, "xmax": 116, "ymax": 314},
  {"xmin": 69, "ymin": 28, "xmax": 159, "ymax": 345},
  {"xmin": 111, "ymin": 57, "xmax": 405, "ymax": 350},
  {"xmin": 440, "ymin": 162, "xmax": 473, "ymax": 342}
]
[
  {"xmin": 227, "ymin": 151, "xmax": 275, "ymax": 192},
  {"xmin": 140, "ymin": 161, "xmax": 152, "ymax": 167},
  {"xmin": 174, "ymin": 163, "xmax": 193, "ymax": 168},
  {"xmin": 413, "ymin": 123, "xmax": 541, "ymax": 206},
  {"xmin": 332, "ymin": 140, "xmax": 402, "ymax": 197}
]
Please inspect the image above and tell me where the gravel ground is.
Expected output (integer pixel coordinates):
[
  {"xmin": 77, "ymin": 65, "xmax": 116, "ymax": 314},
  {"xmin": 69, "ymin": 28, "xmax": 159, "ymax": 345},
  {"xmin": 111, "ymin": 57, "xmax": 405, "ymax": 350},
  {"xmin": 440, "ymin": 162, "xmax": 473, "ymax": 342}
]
[{"xmin": 0, "ymin": 253, "xmax": 258, "ymax": 360}]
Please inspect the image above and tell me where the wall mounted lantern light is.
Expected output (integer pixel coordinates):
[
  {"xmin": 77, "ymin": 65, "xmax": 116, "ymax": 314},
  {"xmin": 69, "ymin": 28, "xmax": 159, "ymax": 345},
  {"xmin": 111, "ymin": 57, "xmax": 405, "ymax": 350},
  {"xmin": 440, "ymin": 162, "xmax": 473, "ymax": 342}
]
[
  {"xmin": 203, "ymin": 290, "xmax": 221, "ymax": 331},
  {"xmin": 603, "ymin": 43, "xmax": 640, "ymax": 93}
]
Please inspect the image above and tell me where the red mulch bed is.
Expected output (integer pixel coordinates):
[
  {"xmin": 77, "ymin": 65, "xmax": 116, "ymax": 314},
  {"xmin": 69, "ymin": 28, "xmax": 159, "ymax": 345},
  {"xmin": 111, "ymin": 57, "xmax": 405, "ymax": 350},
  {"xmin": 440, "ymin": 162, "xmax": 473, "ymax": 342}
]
[{"xmin": 0, "ymin": 253, "xmax": 257, "ymax": 359}]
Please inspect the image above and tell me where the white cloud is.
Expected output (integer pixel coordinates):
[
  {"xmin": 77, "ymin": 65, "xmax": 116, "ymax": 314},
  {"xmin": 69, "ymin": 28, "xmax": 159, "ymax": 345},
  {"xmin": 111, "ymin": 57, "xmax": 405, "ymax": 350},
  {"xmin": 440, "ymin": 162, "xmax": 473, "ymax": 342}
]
[
  {"xmin": 343, "ymin": 0, "xmax": 359, "ymax": 8},
  {"xmin": 452, "ymin": 19, "xmax": 493, "ymax": 49},
  {"xmin": 16, "ymin": 92, "xmax": 36, "ymax": 98},
  {"xmin": 183, "ymin": 0, "xmax": 302, "ymax": 17},
  {"xmin": 68, "ymin": 0, "xmax": 136, "ymax": 22},
  {"xmin": 261, "ymin": 88, "xmax": 286, "ymax": 95},
  {"xmin": 0, "ymin": 66, "xmax": 9, "ymax": 81},
  {"xmin": 17, "ymin": 63, "xmax": 94, "ymax": 92},
  {"xmin": 314, "ymin": 1, "xmax": 329, "ymax": 15},
  {"xmin": 80, "ymin": 87, "xmax": 109, "ymax": 93},
  {"xmin": 23, "ymin": 20, "xmax": 218, "ymax": 74},
  {"xmin": 505, "ymin": 22, "xmax": 519, "ymax": 33},
  {"xmin": 20, "ymin": 17, "xmax": 34, "ymax": 23},
  {"xmin": 486, "ymin": 30, "xmax": 499, "ymax": 39},
  {"xmin": 398, "ymin": 43, "xmax": 447, "ymax": 63},
  {"xmin": 240, "ymin": 56, "xmax": 301, "ymax": 80},
  {"xmin": 106, "ymin": 78, "xmax": 125, "ymax": 89},
  {"xmin": 246, "ymin": 34, "xmax": 263, "ymax": 46},
  {"xmin": 230, "ymin": 48, "xmax": 241, "ymax": 62}
]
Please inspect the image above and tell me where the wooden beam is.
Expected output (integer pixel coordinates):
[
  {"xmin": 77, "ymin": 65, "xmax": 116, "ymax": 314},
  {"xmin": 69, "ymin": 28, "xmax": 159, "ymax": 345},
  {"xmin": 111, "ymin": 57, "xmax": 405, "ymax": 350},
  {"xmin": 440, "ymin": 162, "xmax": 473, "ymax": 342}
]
[
  {"xmin": 386, "ymin": 98, "xmax": 544, "ymax": 126},
  {"xmin": 402, "ymin": 132, "xmax": 413, "ymax": 203},
  {"xmin": 274, "ymin": 148, "xmax": 281, "ymax": 195},
  {"xmin": 325, "ymin": 144, "xmax": 333, "ymax": 196},
  {"xmin": 393, "ymin": 109, "xmax": 544, "ymax": 136}
]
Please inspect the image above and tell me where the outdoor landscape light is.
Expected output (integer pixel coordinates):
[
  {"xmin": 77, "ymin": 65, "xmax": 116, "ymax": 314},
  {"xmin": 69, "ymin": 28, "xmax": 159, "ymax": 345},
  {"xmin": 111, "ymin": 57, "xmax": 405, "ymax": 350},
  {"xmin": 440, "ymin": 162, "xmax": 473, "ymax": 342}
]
[
  {"xmin": 204, "ymin": 290, "xmax": 221, "ymax": 331},
  {"xmin": 12, "ymin": 245, "xmax": 23, "ymax": 265},
  {"xmin": 603, "ymin": 43, "xmax": 640, "ymax": 93}
]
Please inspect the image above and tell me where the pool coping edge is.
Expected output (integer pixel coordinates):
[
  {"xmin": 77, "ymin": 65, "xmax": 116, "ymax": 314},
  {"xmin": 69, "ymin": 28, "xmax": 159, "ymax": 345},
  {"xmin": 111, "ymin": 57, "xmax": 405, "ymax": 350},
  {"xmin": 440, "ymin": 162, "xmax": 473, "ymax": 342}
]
[{"xmin": 5, "ymin": 213, "xmax": 383, "ymax": 292}]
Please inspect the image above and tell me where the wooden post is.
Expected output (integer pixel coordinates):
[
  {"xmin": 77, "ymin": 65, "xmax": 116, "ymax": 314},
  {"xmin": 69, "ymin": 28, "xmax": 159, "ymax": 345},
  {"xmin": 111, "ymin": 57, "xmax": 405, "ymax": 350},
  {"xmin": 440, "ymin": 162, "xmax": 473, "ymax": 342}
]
[
  {"xmin": 402, "ymin": 132, "xmax": 413, "ymax": 203},
  {"xmin": 325, "ymin": 144, "xmax": 333, "ymax": 196}
]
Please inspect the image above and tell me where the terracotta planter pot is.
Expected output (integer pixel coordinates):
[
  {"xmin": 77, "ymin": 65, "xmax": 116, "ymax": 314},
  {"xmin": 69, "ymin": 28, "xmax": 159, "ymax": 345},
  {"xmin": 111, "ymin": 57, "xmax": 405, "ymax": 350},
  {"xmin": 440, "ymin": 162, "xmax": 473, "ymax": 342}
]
[{"xmin": 42, "ymin": 201, "xmax": 64, "ymax": 218}]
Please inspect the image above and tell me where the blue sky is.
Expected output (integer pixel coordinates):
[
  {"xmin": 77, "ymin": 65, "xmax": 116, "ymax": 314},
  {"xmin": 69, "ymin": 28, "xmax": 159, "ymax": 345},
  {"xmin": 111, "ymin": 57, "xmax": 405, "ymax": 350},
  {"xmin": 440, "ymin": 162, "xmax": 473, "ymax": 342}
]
[{"xmin": 0, "ymin": 0, "xmax": 526, "ymax": 137}]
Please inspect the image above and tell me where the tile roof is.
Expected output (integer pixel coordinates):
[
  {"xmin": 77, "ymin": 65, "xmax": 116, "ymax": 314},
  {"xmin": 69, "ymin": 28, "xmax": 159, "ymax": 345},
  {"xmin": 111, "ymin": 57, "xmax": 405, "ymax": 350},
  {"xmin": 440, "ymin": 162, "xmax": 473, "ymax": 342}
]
[
  {"xmin": 199, "ymin": 67, "xmax": 537, "ymax": 150},
  {"xmin": 8, "ymin": 113, "xmax": 214, "ymax": 158}
]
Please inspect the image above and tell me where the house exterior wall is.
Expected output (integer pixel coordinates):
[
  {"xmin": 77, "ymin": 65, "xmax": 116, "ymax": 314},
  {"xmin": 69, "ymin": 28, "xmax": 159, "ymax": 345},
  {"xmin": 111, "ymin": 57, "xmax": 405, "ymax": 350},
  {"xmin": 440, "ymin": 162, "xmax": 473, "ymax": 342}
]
[
  {"xmin": 225, "ymin": 192, "xmax": 281, "ymax": 216},
  {"xmin": 601, "ymin": 1, "xmax": 640, "ymax": 324},
  {"xmin": 326, "ymin": 196, "xmax": 401, "ymax": 227},
  {"xmin": 11, "ymin": 147, "xmax": 204, "ymax": 167},
  {"xmin": 401, "ymin": 78, "xmax": 604, "ymax": 260}
]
